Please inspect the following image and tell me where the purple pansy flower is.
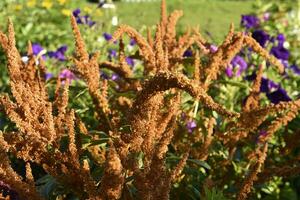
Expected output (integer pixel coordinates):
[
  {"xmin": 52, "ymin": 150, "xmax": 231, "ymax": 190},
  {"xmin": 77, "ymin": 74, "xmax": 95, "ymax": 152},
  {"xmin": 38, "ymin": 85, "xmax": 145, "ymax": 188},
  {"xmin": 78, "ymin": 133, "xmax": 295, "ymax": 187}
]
[
  {"xmin": 32, "ymin": 43, "xmax": 46, "ymax": 60},
  {"xmin": 48, "ymin": 45, "xmax": 68, "ymax": 61},
  {"xmin": 277, "ymin": 34, "xmax": 285, "ymax": 46},
  {"xmin": 252, "ymin": 30, "xmax": 269, "ymax": 47},
  {"xmin": 83, "ymin": 15, "xmax": 89, "ymax": 23},
  {"xmin": 57, "ymin": 45, "xmax": 67, "ymax": 53},
  {"xmin": 111, "ymin": 73, "xmax": 120, "ymax": 81},
  {"xmin": 281, "ymin": 60, "xmax": 289, "ymax": 68},
  {"xmin": 210, "ymin": 44, "xmax": 218, "ymax": 53},
  {"xmin": 45, "ymin": 72, "xmax": 53, "ymax": 80},
  {"xmin": 32, "ymin": 43, "xmax": 44, "ymax": 56},
  {"xmin": 59, "ymin": 69, "xmax": 77, "ymax": 84},
  {"xmin": 270, "ymin": 45, "xmax": 290, "ymax": 61},
  {"xmin": 183, "ymin": 49, "xmax": 193, "ymax": 57},
  {"xmin": 270, "ymin": 34, "xmax": 289, "ymax": 61},
  {"xmin": 225, "ymin": 67, "xmax": 233, "ymax": 77},
  {"xmin": 226, "ymin": 55, "xmax": 248, "ymax": 77},
  {"xmin": 76, "ymin": 17, "xmax": 83, "ymax": 24},
  {"xmin": 260, "ymin": 77, "xmax": 279, "ymax": 93},
  {"xmin": 108, "ymin": 49, "xmax": 117, "ymax": 60},
  {"xmin": 103, "ymin": 33, "xmax": 112, "ymax": 41},
  {"xmin": 244, "ymin": 73, "xmax": 256, "ymax": 81},
  {"xmin": 100, "ymin": 72, "xmax": 110, "ymax": 80},
  {"xmin": 290, "ymin": 64, "xmax": 300, "ymax": 75},
  {"xmin": 82, "ymin": 15, "xmax": 96, "ymax": 27},
  {"xmin": 126, "ymin": 57, "xmax": 135, "ymax": 67},
  {"xmin": 72, "ymin": 9, "xmax": 81, "ymax": 17},
  {"xmin": 241, "ymin": 15, "xmax": 259, "ymax": 29},
  {"xmin": 72, "ymin": 9, "xmax": 95, "ymax": 27},
  {"xmin": 263, "ymin": 12, "xmax": 270, "ymax": 21},
  {"xmin": 266, "ymin": 87, "xmax": 292, "ymax": 104},
  {"xmin": 186, "ymin": 120, "xmax": 197, "ymax": 133},
  {"xmin": 245, "ymin": 73, "xmax": 291, "ymax": 104},
  {"xmin": 87, "ymin": 20, "xmax": 96, "ymax": 27},
  {"xmin": 129, "ymin": 39, "xmax": 136, "ymax": 46},
  {"xmin": 245, "ymin": 74, "xmax": 279, "ymax": 93}
]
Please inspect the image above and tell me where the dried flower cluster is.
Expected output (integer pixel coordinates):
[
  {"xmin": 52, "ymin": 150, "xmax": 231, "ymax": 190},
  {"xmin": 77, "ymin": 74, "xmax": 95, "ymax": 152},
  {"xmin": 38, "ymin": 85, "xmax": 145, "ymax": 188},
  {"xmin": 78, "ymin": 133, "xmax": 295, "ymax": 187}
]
[{"xmin": 0, "ymin": 0, "xmax": 300, "ymax": 199}]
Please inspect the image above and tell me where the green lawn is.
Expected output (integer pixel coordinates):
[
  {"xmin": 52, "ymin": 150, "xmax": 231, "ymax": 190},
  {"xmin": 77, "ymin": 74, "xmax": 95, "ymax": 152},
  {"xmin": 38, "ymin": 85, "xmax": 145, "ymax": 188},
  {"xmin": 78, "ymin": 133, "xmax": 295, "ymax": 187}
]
[{"xmin": 114, "ymin": 0, "xmax": 254, "ymax": 43}]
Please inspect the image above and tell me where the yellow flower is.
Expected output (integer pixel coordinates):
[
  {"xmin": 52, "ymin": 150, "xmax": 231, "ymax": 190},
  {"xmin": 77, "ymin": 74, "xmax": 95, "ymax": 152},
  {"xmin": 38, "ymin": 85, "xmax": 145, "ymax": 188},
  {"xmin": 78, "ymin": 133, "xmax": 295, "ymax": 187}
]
[
  {"xmin": 42, "ymin": 0, "xmax": 53, "ymax": 9},
  {"xmin": 61, "ymin": 9, "xmax": 71, "ymax": 16},
  {"xmin": 14, "ymin": 4, "xmax": 23, "ymax": 11},
  {"xmin": 57, "ymin": 0, "xmax": 67, "ymax": 5},
  {"xmin": 95, "ymin": 9, "xmax": 103, "ymax": 17},
  {"xmin": 83, "ymin": 6, "xmax": 92, "ymax": 14},
  {"xmin": 26, "ymin": 0, "xmax": 36, "ymax": 7}
]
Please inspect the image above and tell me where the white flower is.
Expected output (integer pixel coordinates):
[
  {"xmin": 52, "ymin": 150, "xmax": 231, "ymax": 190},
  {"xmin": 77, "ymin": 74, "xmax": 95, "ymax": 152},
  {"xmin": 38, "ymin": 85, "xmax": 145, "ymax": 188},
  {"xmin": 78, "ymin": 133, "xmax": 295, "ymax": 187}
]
[
  {"xmin": 97, "ymin": 37, "xmax": 105, "ymax": 44},
  {"xmin": 21, "ymin": 56, "xmax": 29, "ymax": 63},
  {"xmin": 112, "ymin": 16, "xmax": 118, "ymax": 26},
  {"xmin": 283, "ymin": 41, "xmax": 290, "ymax": 49},
  {"xmin": 127, "ymin": 45, "xmax": 134, "ymax": 52},
  {"xmin": 102, "ymin": 3, "xmax": 116, "ymax": 9}
]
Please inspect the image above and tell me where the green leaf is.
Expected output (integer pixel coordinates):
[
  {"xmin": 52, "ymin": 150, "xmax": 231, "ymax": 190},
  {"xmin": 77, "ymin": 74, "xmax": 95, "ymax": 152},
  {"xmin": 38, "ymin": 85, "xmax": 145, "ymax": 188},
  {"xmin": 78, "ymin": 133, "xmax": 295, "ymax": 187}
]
[
  {"xmin": 187, "ymin": 159, "xmax": 211, "ymax": 170},
  {"xmin": 202, "ymin": 187, "xmax": 229, "ymax": 200},
  {"xmin": 89, "ymin": 138, "xmax": 110, "ymax": 147}
]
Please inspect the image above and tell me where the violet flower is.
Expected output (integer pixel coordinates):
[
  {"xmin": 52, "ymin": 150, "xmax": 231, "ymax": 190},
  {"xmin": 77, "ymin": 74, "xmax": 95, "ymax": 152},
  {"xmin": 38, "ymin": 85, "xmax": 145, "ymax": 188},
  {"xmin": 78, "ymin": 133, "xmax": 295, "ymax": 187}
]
[
  {"xmin": 266, "ymin": 87, "xmax": 292, "ymax": 104},
  {"xmin": 48, "ymin": 45, "xmax": 68, "ymax": 61},
  {"xmin": 100, "ymin": 72, "xmax": 110, "ymax": 80},
  {"xmin": 226, "ymin": 55, "xmax": 248, "ymax": 77},
  {"xmin": 103, "ymin": 33, "xmax": 112, "ymax": 41},
  {"xmin": 270, "ymin": 33, "xmax": 289, "ymax": 61},
  {"xmin": 245, "ymin": 73, "xmax": 279, "ymax": 93},
  {"xmin": 241, "ymin": 15, "xmax": 259, "ymax": 29},
  {"xmin": 263, "ymin": 12, "xmax": 270, "ymax": 21},
  {"xmin": 83, "ymin": 15, "xmax": 96, "ymax": 27},
  {"xmin": 129, "ymin": 39, "xmax": 136, "ymax": 46},
  {"xmin": 45, "ymin": 72, "xmax": 53, "ymax": 80},
  {"xmin": 73, "ymin": 9, "xmax": 83, "ymax": 24},
  {"xmin": 183, "ymin": 49, "xmax": 193, "ymax": 57},
  {"xmin": 260, "ymin": 77, "xmax": 279, "ymax": 93},
  {"xmin": 245, "ymin": 73, "xmax": 291, "ymax": 104},
  {"xmin": 126, "ymin": 57, "xmax": 135, "ymax": 67},
  {"xmin": 290, "ymin": 64, "xmax": 300, "ymax": 75},
  {"xmin": 225, "ymin": 67, "xmax": 233, "ymax": 77},
  {"xmin": 277, "ymin": 34, "xmax": 285, "ymax": 46},
  {"xmin": 210, "ymin": 44, "xmax": 218, "ymax": 53},
  {"xmin": 72, "ymin": 9, "xmax": 96, "ymax": 27},
  {"xmin": 270, "ymin": 45, "xmax": 290, "ymax": 61},
  {"xmin": 72, "ymin": 9, "xmax": 81, "ymax": 17},
  {"xmin": 76, "ymin": 17, "xmax": 83, "ymax": 24},
  {"xmin": 111, "ymin": 73, "xmax": 119, "ymax": 81},
  {"xmin": 252, "ymin": 30, "xmax": 269, "ymax": 47},
  {"xmin": 59, "ymin": 69, "xmax": 77, "ymax": 84},
  {"xmin": 32, "ymin": 43, "xmax": 46, "ymax": 60},
  {"xmin": 186, "ymin": 120, "xmax": 197, "ymax": 133},
  {"xmin": 32, "ymin": 43, "xmax": 44, "ymax": 55},
  {"xmin": 108, "ymin": 49, "xmax": 117, "ymax": 60}
]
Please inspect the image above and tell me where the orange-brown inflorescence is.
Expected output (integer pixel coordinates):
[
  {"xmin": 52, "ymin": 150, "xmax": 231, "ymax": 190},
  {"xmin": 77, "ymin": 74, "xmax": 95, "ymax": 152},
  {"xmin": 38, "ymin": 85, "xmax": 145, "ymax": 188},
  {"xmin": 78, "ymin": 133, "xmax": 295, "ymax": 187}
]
[
  {"xmin": 237, "ymin": 143, "xmax": 268, "ymax": 200},
  {"xmin": 0, "ymin": 0, "xmax": 300, "ymax": 200}
]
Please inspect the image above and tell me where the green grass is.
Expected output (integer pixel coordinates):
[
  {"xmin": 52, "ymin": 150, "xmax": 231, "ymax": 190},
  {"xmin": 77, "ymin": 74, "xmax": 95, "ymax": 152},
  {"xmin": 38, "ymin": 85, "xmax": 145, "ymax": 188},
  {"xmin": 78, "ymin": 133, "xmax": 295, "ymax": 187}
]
[
  {"xmin": 0, "ymin": 0, "xmax": 254, "ymax": 47},
  {"xmin": 115, "ymin": 0, "xmax": 254, "ymax": 43}
]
